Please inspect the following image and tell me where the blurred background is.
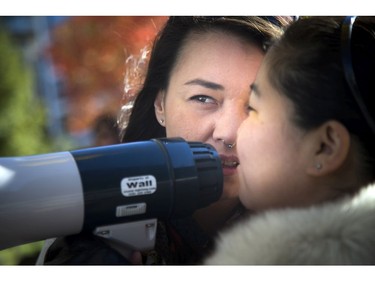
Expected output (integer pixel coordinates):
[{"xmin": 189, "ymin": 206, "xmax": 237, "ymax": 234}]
[{"xmin": 0, "ymin": 16, "xmax": 168, "ymax": 265}]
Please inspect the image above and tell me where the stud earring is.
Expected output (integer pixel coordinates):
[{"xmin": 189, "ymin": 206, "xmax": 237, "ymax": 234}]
[
  {"xmin": 315, "ymin": 163, "xmax": 322, "ymax": 170},
  {"xmin": 159, "ymin": 119, "xmax": 164, "ymax": 125}
]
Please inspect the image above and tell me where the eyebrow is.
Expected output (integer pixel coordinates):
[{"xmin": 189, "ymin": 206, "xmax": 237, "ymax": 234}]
[
  {"xmin": 184, "ymin": 79, "xmax": 224, "ymax": 91},
  {"xmin": 250, "ymin": 83, "xmax": 261, "ymax": 97}
]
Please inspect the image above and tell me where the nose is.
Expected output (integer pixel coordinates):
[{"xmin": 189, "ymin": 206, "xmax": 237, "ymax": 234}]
[{"xmin": 213, "ymin": 107, "xmax": 247, "ymax": 150}]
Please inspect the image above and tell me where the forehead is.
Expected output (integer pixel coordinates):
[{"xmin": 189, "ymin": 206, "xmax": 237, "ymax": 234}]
[
  {"xmin": 171, "ymin": 31, "xmax": 264, "ymax": 79},
  {"xmin": 180, "ymin": 30, "xmax": 255, "ymax": 58},
  {"xmin": 252, "ymin": 63, "xmax": 276, "ymax": 98},
  {"xmin": 254, "ymin": 63, "xmax": 297, "ymax": 117}
]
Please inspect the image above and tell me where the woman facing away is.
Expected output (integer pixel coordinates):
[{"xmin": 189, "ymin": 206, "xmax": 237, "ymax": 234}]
[
  {"xmin": 38, "ymin": 16, "xmax": 294, "ymax": 265},
  {"xmin": 205, "ymin": 16, "xmax": 375, "ymax": 265}
]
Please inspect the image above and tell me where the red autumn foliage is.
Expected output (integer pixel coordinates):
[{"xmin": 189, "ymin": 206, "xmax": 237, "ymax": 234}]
[{"xmin": 47, "ymin": 16, "xmax": 168, "ymax": 134}]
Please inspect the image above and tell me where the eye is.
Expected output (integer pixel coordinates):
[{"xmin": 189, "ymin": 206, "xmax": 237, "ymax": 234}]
[
  {"xmin": 190, "ymin": 95, "xmax": 216, "ymax": 104},
  {"xmin": 247, "ymin": 104, "xmax": 255, "ymax": 112}
]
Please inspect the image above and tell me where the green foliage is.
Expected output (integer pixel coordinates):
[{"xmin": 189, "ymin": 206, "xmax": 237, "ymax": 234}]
[
  {"xmin": 0, "ymin": 242, "xmax": 44, "ymax": 265},
  {"xmin": 0, "ymin": 28, "xmax": 51, "ymax": 157},
  {"xmin": 0, "ymin": 28, "xmax": 52, "ymax": 265}
]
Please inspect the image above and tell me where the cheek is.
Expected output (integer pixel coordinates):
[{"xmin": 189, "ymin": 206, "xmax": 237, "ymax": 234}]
[
  {"xmin": 236, "ymin": 120, "xmax": 264, "ymax": 167},
  {"xmin": 237, "ymin": 124, "xmax": 306, "ymax": 210},
  {"xmin": 165, "ymin": 116, "xmax": 193, "ymax": 139},
  {"xmin": 163, "ymin": 95, "xmax": 219, "ymax": 142},
  {"xmin": 164, "ymin": 99, "xmax": 187, "ymax": 137},
  {"xmin": 236, "ymin": 123, "xmax": 282, "ymax": 206},
  {"xmin": 164, "ymin": 107, "xmax": 211, "ymax": 141}
]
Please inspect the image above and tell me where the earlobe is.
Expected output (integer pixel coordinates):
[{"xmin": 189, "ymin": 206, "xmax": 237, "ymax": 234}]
[
  {"xmin": 307, "ymin": 121, "xmax": 350, "ymax": 176},
  {"xmin": 154, "ymin": 91, "xmax": 166, "ymax": 127}
]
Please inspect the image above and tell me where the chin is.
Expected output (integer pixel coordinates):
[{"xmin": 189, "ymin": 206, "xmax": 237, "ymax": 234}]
[{"xmin": 221, "ymin": 181, "xmax": 240, "ymax": 199}]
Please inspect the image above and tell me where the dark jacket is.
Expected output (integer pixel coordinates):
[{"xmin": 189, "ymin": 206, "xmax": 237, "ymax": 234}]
[
  {"xmin": 37, "ymin": 210, "xmax": 248, "ymax": 265},
  {"xmin": 38, "ymin": 217, "xmax": 212, "ymax": 265}
]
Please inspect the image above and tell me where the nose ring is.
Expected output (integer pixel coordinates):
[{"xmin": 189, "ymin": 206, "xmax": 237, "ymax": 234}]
[{"xmin": 220, "ymin": 139, "xmax": 236, "ymax": 149}]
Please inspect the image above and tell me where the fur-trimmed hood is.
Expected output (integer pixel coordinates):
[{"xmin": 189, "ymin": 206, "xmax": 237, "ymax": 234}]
[{"xmin": 205, "ymin": 182, "xmax": 375, "ymax": 265}]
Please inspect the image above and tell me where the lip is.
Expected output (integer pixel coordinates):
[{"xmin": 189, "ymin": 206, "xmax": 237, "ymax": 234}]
[{"xmin": 220, "ymin": 154, "xmax": 239, "ymax": 176}]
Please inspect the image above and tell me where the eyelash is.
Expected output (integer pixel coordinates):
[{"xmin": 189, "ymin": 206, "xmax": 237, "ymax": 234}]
[
  {"xmin": 190, "ymin": 95, "xmax": 216, "ymax": 104},
  {"xmin": 247, "ymin": 104, "xmax": 255, "ymax": 112}
]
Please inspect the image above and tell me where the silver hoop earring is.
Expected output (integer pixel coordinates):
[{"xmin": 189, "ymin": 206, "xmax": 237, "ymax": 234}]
[{"xmin": 220, "ymin": 139, "xmax": 236, "ymax": 149}]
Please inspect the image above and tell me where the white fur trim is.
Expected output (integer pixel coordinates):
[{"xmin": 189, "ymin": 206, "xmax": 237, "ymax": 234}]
[{"xmin": 205, "ymin": 182, "xmax": 375, "ymax": 265}]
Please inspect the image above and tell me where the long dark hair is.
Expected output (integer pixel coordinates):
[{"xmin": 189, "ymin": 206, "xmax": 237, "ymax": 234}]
[
  {"xmin": 119, "ymin": 16, "xmax": 294, "ymax": 142},
  {"xmin": 266, "ymin": 16, "xmax": 375, "ymax": 183}
]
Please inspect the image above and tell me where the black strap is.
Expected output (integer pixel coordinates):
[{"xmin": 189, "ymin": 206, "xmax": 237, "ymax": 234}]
[{"xmin": 341, "ymin": 16, "xmax": 375, "ymax": 134}]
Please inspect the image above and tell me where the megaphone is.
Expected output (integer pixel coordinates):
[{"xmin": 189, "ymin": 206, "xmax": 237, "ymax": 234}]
[{"xmin": 0, "ymin": 138, "xmax": 223, "ymax": 252}]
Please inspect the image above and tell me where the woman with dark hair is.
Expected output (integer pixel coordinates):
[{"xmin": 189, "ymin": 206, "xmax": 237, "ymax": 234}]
[
  {"xmin": 38, "ymin": 16, "xmax": 293, "ymax": 265},
  {"xmin": 205, "ymin": 16, "xmax": 375, "ymax": 265}
]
